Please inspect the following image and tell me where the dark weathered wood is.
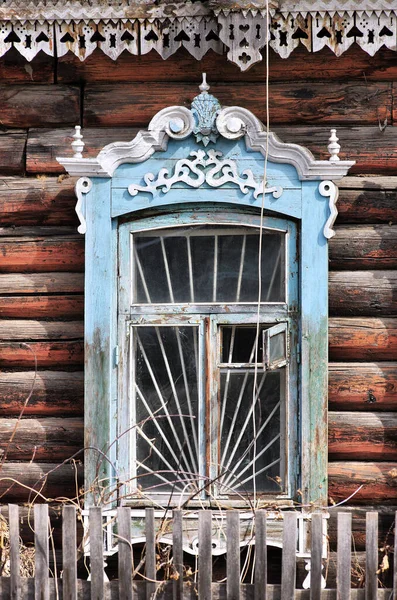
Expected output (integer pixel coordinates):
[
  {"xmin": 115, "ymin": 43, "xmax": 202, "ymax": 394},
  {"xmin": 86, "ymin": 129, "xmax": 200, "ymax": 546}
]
[
  {"xmin": 0, "ymin": 176, "xmax": 78, "ymax": 226},
  {"xmin": 328, "ymin": 507, "xmax": 395, "ymax": 552},
  {"xmin": 62, "ymin": 505, "xmax": 77, "ymax": 600},
  {"xmin": 34, "ymin": 504, "xmax": 49, "ymax": 600},
  {"xmin": 329, "ymin": 318, "xmax": 397, "ymax": 361},
  {"xmin": 0, "ymin": 320, "xmax": 83, "ymax": 341},
  {"xmin": 199, "ymin": 511, "xmax": 212, "ymax": 600},
  {"xmin": 0, "ymin": 417, "xmax": 83, "ymax": 461},
  {"xmin": 0, "ymin": 341, "xmax": 84, "ymax": 368},
  {"xmin": 365, "ymin": 513, "xmax": 378, "ymax": 600},
  {"xmin": 393, "ymin": 511, "xmax": 397, "ymax": 600},
  {"xmin": 0, "ymin": 85, "xmax": 80, "ymax": 128},
  {"xmin": 328, "ymin": 462, "xmax": 397, "ymax": 504},
  {"xmin": 0, "ymin": 371, "xmax": 83, "ymax": 416},
  {"xmin": 57, "ymin": 45, "xmax": 397, "ymax": 83},
  {"xmin": 89, "ymin": 507, "xmax": 104, "ymax": 600},
  {"xmin": 26, "ymin": 127, "xmax": 139, "ymax": 174},
  {"xmin": 0, "ymin": 132, "xmax": 26, "ymax": 175},
  {"xmin": 145, "ymin": 508, "xmax": 156, "ymax": 600},
  {"xmin": 337, "ymin": 513, "xmax": 351, "ymax": 600},
  {"xmin": 310, "ymin": 513, "xmax": 323, "ymax": 600},
  {"xmin": 329, "ymin": 271, "xmax": 397, "ymax": 317},
  {"xmin": 328, "ymin": 363, "xmax": 397, "ymax": 412},
  {"xmin": 337, "ymin": 186, "xmax": 397, "ymax": 224},
  {"xmin": 330, "ymin": 226, "xmax": 397, "ymax": 269},
  {"xmin": 0, "ymin": 49, "xmax": 54, "ymax": 83},
  {"xmin": 0, "ymin": 462, "xmax": 83, "ymax": 502},
  {"xmin": 328, "ymin": 411, "xmax": 397, "ymax": 460},
  {"xmin": 0, "ymin": 225, "xmax": 78, "ymax": 237},
  {"xmin": 84, "ymin": 82, "xmax": 391, "ymax": 128},
  {"xmin": 0, "ymin": 272, "xmax": 84, "ymax": 294},
  {"xmin": 118, "ymin": 507, "xmax": 132, "ymax": 600},
  {"xmin": 9, "ymin": 504, "xmax": 20, "ymax": 600},
  {"xmin": 0, "ymin": 236, "xmax": 84, "ymax": 273},
  {"xmin": 172, "ymin": 510, "xmax": 183, "ymax": 600},
  {"xmin": 255, "ymin": 511, "xmax": 267, "ymax": 600},
  {"xmin": 0, "ymin": 295, "xmax": 84, "ymax": 319},
  {"xmin": 281, "ymin": 513, "xmax": 297, "ymax": 600},
  {"xmin": 227, "ymin": 512, "xmax": 240, "ymax": 600}
]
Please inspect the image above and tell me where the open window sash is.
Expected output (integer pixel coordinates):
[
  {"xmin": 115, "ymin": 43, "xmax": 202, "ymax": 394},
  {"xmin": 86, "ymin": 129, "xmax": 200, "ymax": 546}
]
[{"xmin": 263, "ymin": 323, "xmax": 288, "ymax": 371}]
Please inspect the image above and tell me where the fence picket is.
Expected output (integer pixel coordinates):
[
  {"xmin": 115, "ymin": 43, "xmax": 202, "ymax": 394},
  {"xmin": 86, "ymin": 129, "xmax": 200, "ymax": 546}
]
[
  {"xmin": 199, "ymin": 510, "xmax": 212, "ymax": 600},
  {"xmin": 365, "ymin": 512, "xmax": 378, "ymax": 600},
  {"xmin": 9, "ymin": 504, "xmax": 20, "ymax": 600},
  {"xmin": 310, "ymin": 513, "xmax": 323, "ymax": 600},
  {"xmin": 172, "ymin": 509, "xmax": 183, "ymax": 600},
  {"xmin": 145, "ymin": 507, "xmax": 156, "ymax": 600},
  {"xmin": 254, "ymin": 510, "xmax": 267, "ymax": 600},
  {"xmin": 118, "ymin": 507, "xmax": 133, "ymax": 600},
  {"xmin": 34, "ymin": 504, "xmax": 49, "ymax": 600},
  {"xmin": 227, "ymin": 511, "xmax": 240, "ymax": 600},
  {"xmin": 337, "ymin": 512, "xmax": 351, "ymax": 600},
  {"xmin": 62, "ymin": 505, "xmax": 77, "ymax": 600},
  {"xmin": 89, "ymin": 507, "xmax": 104, "ymax": 600},
  {"xmin": 281, "ymin": 512, "xmax": 297, "ymax": 600}
]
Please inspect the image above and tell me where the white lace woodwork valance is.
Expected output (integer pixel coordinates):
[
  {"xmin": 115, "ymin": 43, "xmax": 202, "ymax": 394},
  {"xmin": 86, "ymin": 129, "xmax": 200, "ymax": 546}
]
[{"xmin": 1, "ymin": 10, "xmax": 396, "ymax": 69}]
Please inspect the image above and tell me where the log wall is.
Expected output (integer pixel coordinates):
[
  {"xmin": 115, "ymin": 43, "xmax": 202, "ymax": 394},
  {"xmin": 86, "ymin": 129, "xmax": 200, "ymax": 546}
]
[{"xmin": 0, "ymin": 45, "xmax": 396, "ymax": 549}]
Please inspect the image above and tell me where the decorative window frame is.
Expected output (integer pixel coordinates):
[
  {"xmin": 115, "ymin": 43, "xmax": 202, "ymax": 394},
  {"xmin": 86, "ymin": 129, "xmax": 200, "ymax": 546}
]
[{"xmin": 58, "ymin": 78, "xmax": 354, "ymax": 525}]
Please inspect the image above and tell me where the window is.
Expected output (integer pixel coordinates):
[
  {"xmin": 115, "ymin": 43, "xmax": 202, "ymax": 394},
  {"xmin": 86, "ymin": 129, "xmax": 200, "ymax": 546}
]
[{"xmin": 118, "ymin": 213, "xmax": 298, "ymax": 504}]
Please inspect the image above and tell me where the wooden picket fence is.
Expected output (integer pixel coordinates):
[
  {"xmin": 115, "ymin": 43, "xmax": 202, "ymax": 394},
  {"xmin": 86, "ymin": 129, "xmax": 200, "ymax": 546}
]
[{"xmin": 0, "ymin": 505, "xmax": 396, "ymax": 600}]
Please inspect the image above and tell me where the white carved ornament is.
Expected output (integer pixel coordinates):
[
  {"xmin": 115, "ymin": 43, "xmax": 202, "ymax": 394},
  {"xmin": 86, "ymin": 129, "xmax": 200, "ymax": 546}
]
[
  {"xmin": 319, "ymin": 180, "xmax": 338, "ymax": 239},
  {"xmin": 127, "ymin": 149, "xmax": 283, "ymax": 199}
]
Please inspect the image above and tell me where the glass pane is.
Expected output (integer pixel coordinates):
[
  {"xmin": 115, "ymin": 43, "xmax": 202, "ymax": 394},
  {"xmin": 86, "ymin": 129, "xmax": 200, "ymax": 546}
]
[
  {"xmin": 269, "ymin": 330, "xmax": 286, "ymax": 365},
  {"xmin": 219, "ymin": 370, "xmax": 284, "ymax": 494},
  {"xmin": 133, "ymin": 326, "xmax": 199, "ymax": 494},
  {"xmin": 221, "ymin": 326, "xmax": 267, "ymax": 364},
  {"xmin": 133, "ymin": 227, "xmax": 285, "ymax": 304}
]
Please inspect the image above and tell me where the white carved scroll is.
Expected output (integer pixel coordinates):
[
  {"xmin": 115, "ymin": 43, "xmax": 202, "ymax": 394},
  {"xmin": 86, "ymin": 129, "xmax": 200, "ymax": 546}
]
[
  {"xmin": 319, "ymin": 180, "xmax": 339, "ymax": 240},
  {"xmin": 75, "ymin": 177, "xmax": 92, "ymax": 234}
]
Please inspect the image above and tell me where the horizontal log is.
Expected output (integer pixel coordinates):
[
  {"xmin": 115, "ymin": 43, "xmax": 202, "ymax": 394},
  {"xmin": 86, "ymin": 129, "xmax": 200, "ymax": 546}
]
[
  {"xmin": 0, "ymin": 226, "xmax": 78, "ymax": 237},
  {"xmin": 329, "ymin": 411, "xmax": 397, "ymax": 460},
  {"xmin": 0, "ymin": 321, "xmax": 83, "ymax": 341},
  {"xmin": 0, "ymin": 84, "xmax": 80, "ymax": 128},
  {"xmin": 27, "ymin": 126, "xmax": 397, "ymax": 175},
  {"xmin": 329, "ymin": 363, "xmax": 397, "ymax": 411},
  {"xmin": 0, "ymin": 132, "xmax": 26, "ymax": 175},
  {"xmin": 0, "ymin": 236, "xmax": 84, "ymax": 273},
  {"xmin": 329, "ymin": 318, "xmax": 397, "ymax": 361},
  {"xmin": 0, "ymin": 176, "xmax": 78, "ymax": 226},
  {"xmin": 339, "ymin": 176, "xmax": 397, "ymax": 190},
  {"xmin": 0, "ymin": 272, "xmax": 84, "ymax": 294},
  {"xmin": 0, "ymin": 417, "xmax": 83, "ymax": 461},
  {"xmin": 0, "ymin": 371, "xmax": 83, "ymax": 416},
  {"xmin": 0, "ymin": 48, "xmax": 54, "ymax": 83},
  {"xmin": 57, "ymin": 45, "xmax": 397, "ymax": 83},
  {"xmin": 0, "ymin": 295, "xmax": 84, "ymax": 319},
  {"xmin": 26, "ymin": 127, "xmax": 139, "ymax": 174},
  {"xmin": 328, "ymin": 462, "xmax": 397, "ymax": 504},
  {"xmin": 0, "ymin": 462, "xmax": 83, "ymax": 502},
  {"xmin": 337, "ymin": 188, "xmax": 397, "ymax": 224},
  {"xmin": 0, "ymin": 341, "xmax": 84, "ymax": 368},
  {"xmin": 330, "ymin": 226, "xmax": 397, "ymax": 269},
  {"xmin": 84, "ymin": 82, "xmax": 391, "ymax": 127},
  {"xmin": 329, "ymin": 271, "xmax": 397, "ymax": 316}
]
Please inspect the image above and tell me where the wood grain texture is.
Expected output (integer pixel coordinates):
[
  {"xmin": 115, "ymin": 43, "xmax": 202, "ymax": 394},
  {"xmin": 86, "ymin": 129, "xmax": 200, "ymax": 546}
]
[
  {"xmin": 0, "ymin": 132, "xmax": 27, "ymax": 175},
  {"xmin": 0, "ymin": 48, "xmax": 54, "ymax": 83},
  {"xmin": 84, "ymin": 82, "xmax": 391, "ymax": 127},
  {"xmin": 26, "ymin": 127, "xmax": 139, "ymax": 174},
  {"xmin": 57, "ymin": 45, "xmax": 397, "ymax": 83},
  {"xmin": 0, "ymin": 295, "xmax": 84, "ymax": 319},
  {"xmin": 0, "ymin": 236, "xmax": 84, "ymax": 273},
  {"xmin": 328, "ymin": 462, "xmax": 397, "ymax": 504},
  {"xmin": 329, "ymin": 318, "xmax": 397, "ymax": 361},
  {"xmin": 0, "ymin": 417, "xmax": 83, "ymax": 461},
  {"xmin": 0, "ymin": 320, "xmax": 83, "ymax": 340},
  {"xmin": 328, "ymin": 363, "xmax": 397, "ymax": 411},
  {"xmin": 0, "ymin": 176, "xmax": 78, "ymax": 226},
  {"xmin": 330, "ymin": 226, "xmax": 397, "ymax": 269},
  {"xmin": 337, "ymin": 187, "xmax": 397, "ymax": 224},
  {"xmin": 0, "ymin": 85, "xmax": 80, "ymax": 128},
  {"xmin": 0, "ymin": 371, "xmax": 84, "ymax": 416},
  {"xmin": 0, "ymin": 341, "xmax": 84, "ymax": 368},
  {"xmin": 0, "ymin": 272, "xmax": 84, "ymax": 294},
  {"xmin": 0, "ymin": 462, "xmax": 83, "ymax": 502},
  {"xmin": 328, "ymin": 412, "xmax": 397, "ymax": 460},
  {"xmin": 328, "ymin": 507, "xmax": 396, "ymax": 552},
  {"xmin": 62, "ymin": 505, "xmax": 78, "ymax": 600},
  {"xmin": 329, "ymin": 271, "xmax": 397, "ymax": 316},
  {"xmin": 336, "ymin": 513, "xmax": 351, "ymax": 600}
]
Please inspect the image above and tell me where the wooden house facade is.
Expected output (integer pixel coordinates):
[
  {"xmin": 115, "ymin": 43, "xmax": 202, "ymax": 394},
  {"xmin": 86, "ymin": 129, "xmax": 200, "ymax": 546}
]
[{"xmin": 0, "ymin": 0, "xmax": 397, "ymax": 584}]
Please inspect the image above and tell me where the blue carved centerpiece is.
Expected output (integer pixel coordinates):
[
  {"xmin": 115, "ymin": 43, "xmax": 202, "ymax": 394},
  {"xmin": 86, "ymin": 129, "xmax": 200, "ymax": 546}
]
[{"xmin": 191, "ymin": 73, "xmax": 221, "ymax": 146}]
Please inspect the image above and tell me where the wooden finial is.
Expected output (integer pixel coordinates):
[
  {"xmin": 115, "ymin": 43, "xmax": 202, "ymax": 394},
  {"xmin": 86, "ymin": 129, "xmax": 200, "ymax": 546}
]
[
  {"xmin": 71, "ymin": 125, "xmax": 85, "ymax": 159},
  {"xmin": 199, "ymin": 73, "xmax": 210, "ymax": 94},
  {"xmin": 328, "ymin": 129, "xmax": 340, "ymax": 163}
]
